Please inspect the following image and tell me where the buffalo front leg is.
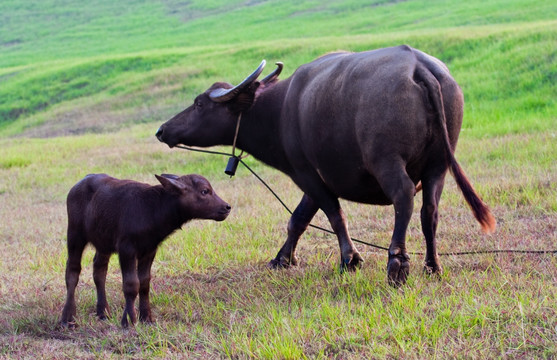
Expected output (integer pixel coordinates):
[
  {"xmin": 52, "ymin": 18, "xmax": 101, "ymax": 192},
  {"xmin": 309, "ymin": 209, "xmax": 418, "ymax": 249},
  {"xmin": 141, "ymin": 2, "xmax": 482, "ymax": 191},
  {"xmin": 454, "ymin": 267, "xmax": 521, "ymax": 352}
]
[
  {"xmin": 268, "ymin": 194, "xmax": 319, "ymax": 268},
  {"xmin": 119, "ymin": 248, "xmax": 139, "ymax": 328},
  {"xmin": 420, "ymin": 174, "xmax": 446, "ymax": 275},
  {"xmin": 93, "ymin": 252, "xmax": 112, "ymax": 320},
  {"xmin": 322, "ymin": 205, "xmax": 363, "ymax": 272},
  {"xmin": 60, "ymin": 230, "xmax": 87, "ymax": 327},
  {"xmin": 138, "ymin": 251, "xmax": 156, "ymax": 323}
]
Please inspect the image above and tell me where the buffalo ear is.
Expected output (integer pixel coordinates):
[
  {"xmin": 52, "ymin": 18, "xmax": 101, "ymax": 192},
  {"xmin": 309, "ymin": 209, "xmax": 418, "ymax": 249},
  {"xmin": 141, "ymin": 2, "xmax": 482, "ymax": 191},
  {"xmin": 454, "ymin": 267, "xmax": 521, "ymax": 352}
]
[
  {"xmin": 155, "ymin": 174, "xmax": 186, "ymax": 192},
  {"xmin": 228, "ymin": 81, "xmax": 261, "ymax": 113}
]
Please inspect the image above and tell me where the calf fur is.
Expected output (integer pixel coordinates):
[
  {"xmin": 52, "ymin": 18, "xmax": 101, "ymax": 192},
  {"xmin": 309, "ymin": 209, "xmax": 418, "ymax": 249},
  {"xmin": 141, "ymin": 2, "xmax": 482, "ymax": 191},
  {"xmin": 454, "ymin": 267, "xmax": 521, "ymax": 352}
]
[{"xmin": 60, "ymin": 173, "xmax": 231, "ymax": 327}]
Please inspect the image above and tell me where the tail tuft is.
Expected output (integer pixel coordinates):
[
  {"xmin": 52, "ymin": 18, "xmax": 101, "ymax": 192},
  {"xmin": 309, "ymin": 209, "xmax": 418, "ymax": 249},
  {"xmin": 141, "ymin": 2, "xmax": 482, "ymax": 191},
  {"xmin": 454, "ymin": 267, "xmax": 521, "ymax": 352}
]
[
  {"xmin": 480, "ymin": 212, "xmax": 497, "ymax": 234},
  {"xmin": 450, "ymin": 159, "xmax": 496, "ymax": 234}
]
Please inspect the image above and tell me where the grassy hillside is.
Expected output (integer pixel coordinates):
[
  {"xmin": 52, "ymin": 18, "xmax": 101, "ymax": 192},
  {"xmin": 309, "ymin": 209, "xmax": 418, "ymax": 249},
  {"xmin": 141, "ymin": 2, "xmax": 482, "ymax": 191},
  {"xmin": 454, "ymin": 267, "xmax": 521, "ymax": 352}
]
[
  {"xmin": 0, "ymin": 0, "xmax": 555, "ymax": 137},
  {"xmin": 2, "ymin": 0, "xmax": 555, "ymax": 66}
]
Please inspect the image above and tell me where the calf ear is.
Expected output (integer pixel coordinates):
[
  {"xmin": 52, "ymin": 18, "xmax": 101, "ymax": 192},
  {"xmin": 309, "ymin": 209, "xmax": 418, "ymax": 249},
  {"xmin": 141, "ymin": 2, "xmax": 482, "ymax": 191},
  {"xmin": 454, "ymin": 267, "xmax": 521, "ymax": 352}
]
[
  {"xmin": 155, "ymin": 174, "xmax": 186, "ymax": 192},
  {"xmin": 160, "ymin": 173, "xmax": 180, "ymax": 180}
]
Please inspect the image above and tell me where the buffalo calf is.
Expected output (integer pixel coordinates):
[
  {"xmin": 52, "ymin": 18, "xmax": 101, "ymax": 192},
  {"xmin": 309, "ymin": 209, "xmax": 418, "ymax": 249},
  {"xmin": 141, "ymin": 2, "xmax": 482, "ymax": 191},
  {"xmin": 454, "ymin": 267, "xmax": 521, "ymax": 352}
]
[{"xmin": 60, "ymin": 173, "xmax": 231, "ymax": 328}]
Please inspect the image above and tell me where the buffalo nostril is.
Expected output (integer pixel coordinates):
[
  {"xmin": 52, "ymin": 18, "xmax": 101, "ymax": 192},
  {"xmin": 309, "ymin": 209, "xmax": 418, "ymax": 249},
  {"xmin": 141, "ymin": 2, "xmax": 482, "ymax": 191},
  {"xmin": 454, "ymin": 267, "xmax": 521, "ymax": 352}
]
[
  {"xmin": 226, "ymin": 204, "xmax": 231, "ymax": 211},
  {"xmin": 155, "ymin": 127, "xmax": 163, "ymax": 139}
]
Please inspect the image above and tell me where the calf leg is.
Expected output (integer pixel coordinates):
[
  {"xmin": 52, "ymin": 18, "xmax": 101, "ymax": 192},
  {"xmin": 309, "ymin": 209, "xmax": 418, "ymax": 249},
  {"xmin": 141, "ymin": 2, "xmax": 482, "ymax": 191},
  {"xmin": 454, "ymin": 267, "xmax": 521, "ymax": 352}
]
[
  {"xmin": 420, "ymin": 173, "xmax": 446, "ymax": 275},
  {"xmin": 138, "ymin": 251, "xmax": 157, "ymax": 323},
  {"xmin": 60, "ymin": 229, "xmax": 87, "ymax": 327},
  {"xmin": 119, "ymin": 247, "xmax": 139, "ymax": 328},
  {"xmin": 93, "ymin": 252, "xmax": 112, "ymax": 320},
  {"xmin": 268, "ymin": 195, "xmax": 319, "ymax": 268}
]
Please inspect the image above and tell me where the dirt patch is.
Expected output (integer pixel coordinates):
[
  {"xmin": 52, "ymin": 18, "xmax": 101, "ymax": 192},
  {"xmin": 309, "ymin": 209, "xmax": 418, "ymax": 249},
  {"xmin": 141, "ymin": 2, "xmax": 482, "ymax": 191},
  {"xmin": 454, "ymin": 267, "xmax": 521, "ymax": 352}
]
[
  {"xmin": 1, "ymin": 39, "xmax": 22, "ymax": 48},
  {"xmin": 162, "ymin": 0, "xmax": 269, "ymax": 22}
]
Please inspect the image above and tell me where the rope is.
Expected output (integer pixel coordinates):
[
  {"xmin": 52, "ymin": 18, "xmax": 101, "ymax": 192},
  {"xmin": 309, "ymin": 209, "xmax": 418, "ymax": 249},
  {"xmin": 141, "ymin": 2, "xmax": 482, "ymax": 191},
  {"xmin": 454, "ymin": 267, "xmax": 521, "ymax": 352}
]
[
  {"xmin": 231, "ymin": 113, "xmax": 243, "ymax": 158},
  {"xmin": 175, "ymin": 145, "xmax": 557, "ymax": 257}
]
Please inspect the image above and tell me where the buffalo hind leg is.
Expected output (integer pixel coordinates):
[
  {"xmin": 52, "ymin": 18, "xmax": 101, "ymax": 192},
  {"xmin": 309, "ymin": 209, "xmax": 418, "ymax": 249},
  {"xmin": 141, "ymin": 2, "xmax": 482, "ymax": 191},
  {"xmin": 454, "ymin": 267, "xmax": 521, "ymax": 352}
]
[
  {"xmin": 421, "ymin": 174, "xmax": 446, "ymax": 275},
  {"xmin": 60, "ymin": 229, "xmax": 87, "ymax": 327},
  {"xmin": 268, "ymin": 195, "xmax": 319, "ymax": 268},
  {"xmin": 93, "ymin": 252, "xmax": 112, "ymax": 320},
  {"xmin": 138, "ymin": 251, "xmax": 157, "ymax": 323},
  {"xmin": 377, "ymin": 165, "xmax": 415, "ymax": 286}
]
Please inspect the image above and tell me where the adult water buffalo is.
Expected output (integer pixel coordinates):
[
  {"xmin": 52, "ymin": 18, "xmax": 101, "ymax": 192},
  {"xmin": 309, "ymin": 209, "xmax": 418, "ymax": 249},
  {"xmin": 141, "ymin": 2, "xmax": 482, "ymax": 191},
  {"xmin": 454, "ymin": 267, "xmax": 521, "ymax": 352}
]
[{"xmin": 156, "ymin": 45, "xmax": 496, "ymax": 285}]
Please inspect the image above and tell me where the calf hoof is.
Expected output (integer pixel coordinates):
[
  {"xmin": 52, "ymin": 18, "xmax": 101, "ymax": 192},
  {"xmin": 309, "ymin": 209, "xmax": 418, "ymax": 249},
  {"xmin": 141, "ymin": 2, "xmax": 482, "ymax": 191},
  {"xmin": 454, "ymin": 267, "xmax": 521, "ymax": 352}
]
[
  {"xmin": 121, "ymin": 317, "xmax": 131, "ymax": 328},
  {"xmin": 97, "ymin": 309, "xmax": 110, "ymax": 321},
  {"xmin": 121, "ymin": 313, "xmax": 137, "ymax": 328},
  {"xmin": 139, "ymin": 312, "xmax": 154, "ymax": 324},
  {"xmin": 387, "ymin": 253, "xmax": 410, "ymax": 287},
  {"xmin": 340, "ymin": 252, "xmax": 364, "ymax": 273},
  {"xmin": 97, "ymin": 305, "xmax": 110, "ymax": 320},
  {"xmin": 267, "ymin": 255, "xmax": 297, "ymax": 269},
  {"xmin": 59, "ymin": 320, "xmax": 78, "ymax": 329}
]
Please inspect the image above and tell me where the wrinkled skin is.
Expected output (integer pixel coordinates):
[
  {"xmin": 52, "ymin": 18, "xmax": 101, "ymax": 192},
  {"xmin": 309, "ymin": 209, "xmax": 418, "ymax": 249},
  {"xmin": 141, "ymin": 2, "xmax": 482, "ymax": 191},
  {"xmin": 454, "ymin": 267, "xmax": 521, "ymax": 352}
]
[
  {"xmin": 60, "ymin": 173, "xmax": 231, "ymax": 328},
  {"xmin": 156, "ymin": 45, "xmax": 495, "ymax": 286}
]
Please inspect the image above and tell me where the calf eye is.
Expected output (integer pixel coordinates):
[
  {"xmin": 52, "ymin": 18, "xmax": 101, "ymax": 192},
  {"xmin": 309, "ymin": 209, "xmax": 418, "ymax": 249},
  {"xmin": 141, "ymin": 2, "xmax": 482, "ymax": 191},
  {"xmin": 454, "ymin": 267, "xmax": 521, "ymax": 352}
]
[{"xmin": 201, "ymin": 189, "xmax": 210, "ymax": 195}]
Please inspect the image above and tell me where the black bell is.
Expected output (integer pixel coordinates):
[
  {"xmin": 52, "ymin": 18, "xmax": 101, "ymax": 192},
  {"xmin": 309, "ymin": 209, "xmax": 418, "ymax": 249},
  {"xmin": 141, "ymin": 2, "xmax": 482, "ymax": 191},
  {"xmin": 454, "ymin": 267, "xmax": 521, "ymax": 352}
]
[{"xmin": 225, "ymin": 156, "xmax": 240, "ymax": 176}]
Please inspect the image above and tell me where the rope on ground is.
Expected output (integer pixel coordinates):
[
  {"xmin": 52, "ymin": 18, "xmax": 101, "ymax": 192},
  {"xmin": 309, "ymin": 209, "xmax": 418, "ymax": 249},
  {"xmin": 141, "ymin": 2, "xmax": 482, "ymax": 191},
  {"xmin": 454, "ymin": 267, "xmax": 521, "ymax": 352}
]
[{"xmin": 175, "ymin": 145, "xmax": 557, "ymax": 256}]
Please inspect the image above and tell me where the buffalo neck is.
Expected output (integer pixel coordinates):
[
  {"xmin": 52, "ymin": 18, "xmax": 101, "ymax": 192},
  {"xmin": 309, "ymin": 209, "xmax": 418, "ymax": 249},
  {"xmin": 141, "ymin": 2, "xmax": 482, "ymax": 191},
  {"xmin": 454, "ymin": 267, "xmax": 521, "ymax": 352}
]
[{"xmin": 235, "ymin": 81, "xmax": 292, "ymax": 174}]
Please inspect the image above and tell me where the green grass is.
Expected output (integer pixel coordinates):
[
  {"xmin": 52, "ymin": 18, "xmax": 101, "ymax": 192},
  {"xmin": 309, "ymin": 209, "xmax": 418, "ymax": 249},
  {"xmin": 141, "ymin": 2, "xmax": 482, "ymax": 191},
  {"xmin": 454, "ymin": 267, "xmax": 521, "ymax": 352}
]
[
  {"xmin": 0, "ymin": 127, "xmax": 555, "ymax": 359},
  {"xmin": 1, "ymin": 0, "xmax": 556, "ymax": 358},
  {"xmin": 1, "ymin": 0, "xmax": 555, "ymax": 67}
]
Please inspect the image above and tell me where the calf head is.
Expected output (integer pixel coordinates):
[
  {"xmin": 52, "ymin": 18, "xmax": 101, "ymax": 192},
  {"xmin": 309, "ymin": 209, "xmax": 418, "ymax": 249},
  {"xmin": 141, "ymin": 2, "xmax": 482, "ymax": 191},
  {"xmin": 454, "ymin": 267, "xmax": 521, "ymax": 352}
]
[
  {"xmin": 156, "ymin": 61, "xmax": 283, "ymax": 148},
  {"xmin": 156, "ymin": 174, "xmax": 231, "ymax": 221}
]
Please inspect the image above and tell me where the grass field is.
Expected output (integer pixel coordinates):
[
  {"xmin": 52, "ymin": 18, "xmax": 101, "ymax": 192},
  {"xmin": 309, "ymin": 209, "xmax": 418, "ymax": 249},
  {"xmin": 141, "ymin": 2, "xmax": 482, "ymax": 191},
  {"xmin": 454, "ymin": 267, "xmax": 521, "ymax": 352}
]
[{"xmin": 1, "ymin": 0, "xmax": 556, "ymax": 359}]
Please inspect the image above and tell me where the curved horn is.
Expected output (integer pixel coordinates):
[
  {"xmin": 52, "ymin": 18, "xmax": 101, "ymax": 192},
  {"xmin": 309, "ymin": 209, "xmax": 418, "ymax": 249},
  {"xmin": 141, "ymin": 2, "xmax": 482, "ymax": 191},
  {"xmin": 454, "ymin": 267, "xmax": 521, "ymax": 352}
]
[
  {"xmin": 209, "ymin": 60, "xmax": 266, "ymax": 103},
  {"xmin": 260, "ymin": 62, "xmax": 283, "ymax": 85}
]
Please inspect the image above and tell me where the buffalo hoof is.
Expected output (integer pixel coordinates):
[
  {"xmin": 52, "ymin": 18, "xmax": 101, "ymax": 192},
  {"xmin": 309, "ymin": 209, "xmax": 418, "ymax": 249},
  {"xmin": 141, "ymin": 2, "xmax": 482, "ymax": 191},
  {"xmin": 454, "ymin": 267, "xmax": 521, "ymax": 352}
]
[
  {"xmin": 387, "ymin": 253, "xmax": 410, "ymax": 287},
  {"xmin": 340, "ymin": 252, "xmax": 364, "ymax": 273},
  {"xmin": 267, "ymin": 255, "xmax": 298, "ymax": 269},
  {"xmin": 423, "ymin": 261, "xmax": 443, "ymax": 277}
]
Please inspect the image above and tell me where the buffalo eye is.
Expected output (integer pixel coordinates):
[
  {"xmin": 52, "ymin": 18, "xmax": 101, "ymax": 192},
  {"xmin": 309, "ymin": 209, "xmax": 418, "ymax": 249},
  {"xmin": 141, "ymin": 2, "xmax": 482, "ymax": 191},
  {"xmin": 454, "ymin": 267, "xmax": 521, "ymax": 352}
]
[{"xmin": 200, "ymin": 189, "xmax": 210, "ymax": 196}]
